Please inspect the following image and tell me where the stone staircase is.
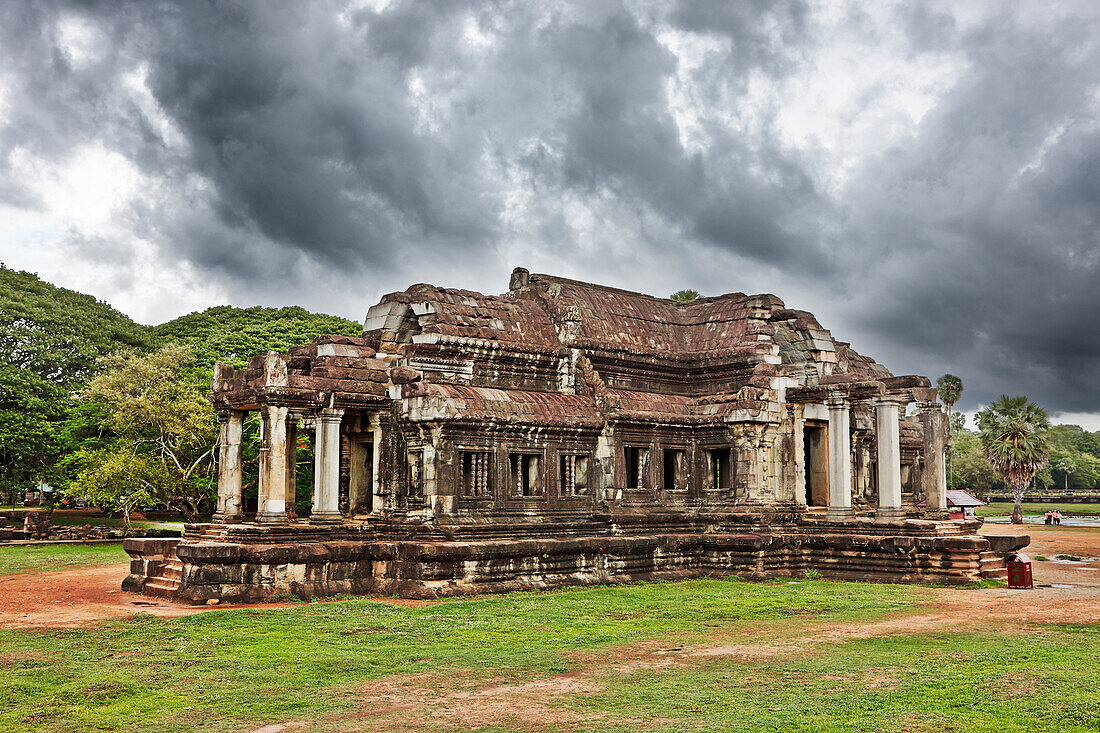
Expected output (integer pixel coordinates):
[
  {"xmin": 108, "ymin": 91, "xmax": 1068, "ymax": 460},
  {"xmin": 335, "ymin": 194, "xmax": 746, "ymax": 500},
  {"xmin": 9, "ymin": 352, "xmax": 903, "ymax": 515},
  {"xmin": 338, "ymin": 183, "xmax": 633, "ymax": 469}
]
[
  {"xmin": 194, "ymin": 524, "xmax": 231, "ymax": 541},
  {"xmin": 979, "ymin": 550, "xmax": 1008, "ymax": 580},
  {"xmin": 143, "ymin": 558, "xmax": 183, "ymax": 599},
  {"xmin": 139, "ymin": 524, "xmax": 234, "ymax": 601}
]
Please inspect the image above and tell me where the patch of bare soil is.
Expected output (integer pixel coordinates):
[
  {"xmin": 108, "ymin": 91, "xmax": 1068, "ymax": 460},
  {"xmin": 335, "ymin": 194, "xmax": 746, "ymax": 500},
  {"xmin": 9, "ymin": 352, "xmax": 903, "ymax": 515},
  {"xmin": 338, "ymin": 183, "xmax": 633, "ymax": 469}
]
[{"xmin": 0, "ymin": 564, "xmax": 436, "ymax": 629}]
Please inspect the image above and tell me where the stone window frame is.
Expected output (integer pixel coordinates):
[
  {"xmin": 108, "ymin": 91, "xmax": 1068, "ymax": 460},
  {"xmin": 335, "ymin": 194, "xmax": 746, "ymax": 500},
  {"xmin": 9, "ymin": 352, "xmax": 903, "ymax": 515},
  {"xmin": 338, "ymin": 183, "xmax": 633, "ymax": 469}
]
[
  {"xmin": 703, "ymin": 446, "xmax": 733, "ymax": 493},
  {"xmin": 624, "ymin": 445, "xmax": 652, "ymax": 490},
  {"xmin": 459, "ymin": 449, "xmax": 493, "ymax": 498},
  {"xmin": 508, "ymin": 451, "xmax": 546, "ymax": 499},
  {"xmin": 559, "ymin": 452, "xmax": 592, "ymax": 496},
  {"xmin": 661, "ymin": 446, "xmax": 690, "ymax": 492}
]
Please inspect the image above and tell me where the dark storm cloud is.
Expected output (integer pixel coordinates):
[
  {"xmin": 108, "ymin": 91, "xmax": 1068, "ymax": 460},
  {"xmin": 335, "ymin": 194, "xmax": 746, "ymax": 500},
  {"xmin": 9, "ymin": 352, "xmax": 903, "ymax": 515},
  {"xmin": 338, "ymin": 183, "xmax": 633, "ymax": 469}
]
[
  {"xmin": 845, "ymin": 3, "xmax": 1100, "ymax": 412},
  {"xmin": 3, "ymin": 1, "xmax": 1100, "ymax": 415}
]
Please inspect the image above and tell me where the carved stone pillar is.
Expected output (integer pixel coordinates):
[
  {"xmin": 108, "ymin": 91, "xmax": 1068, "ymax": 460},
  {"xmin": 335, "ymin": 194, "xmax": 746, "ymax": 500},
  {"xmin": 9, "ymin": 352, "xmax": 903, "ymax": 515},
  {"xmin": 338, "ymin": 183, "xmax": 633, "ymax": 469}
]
[
  {"xmin": 257, "ymin": 404, "xmax": 290, "ymax": 525},
  {"xmin": 285, "ymin": 412, "xmax": 299, "ymax": 521},
  {"xmin": 311, "ymin": 407, "xmax": 345, "ymax": 524},
  {"xmin": 370, "ymin": 413, "xmax": 385, "ymax": 514},
  {"xmin": 919, "ymin": 403, "xmax": 948, "ymax": 514},
  {"xmin": 826, "ymin": 396, "xmax": 853, "ymax": 520},
  {"xmin": 213, "ymin": 410, "xmax": 244, "ymax": 524},
  {"xmin": 875, "ymin": 398, "xmax": 905, "ymax": 520}
]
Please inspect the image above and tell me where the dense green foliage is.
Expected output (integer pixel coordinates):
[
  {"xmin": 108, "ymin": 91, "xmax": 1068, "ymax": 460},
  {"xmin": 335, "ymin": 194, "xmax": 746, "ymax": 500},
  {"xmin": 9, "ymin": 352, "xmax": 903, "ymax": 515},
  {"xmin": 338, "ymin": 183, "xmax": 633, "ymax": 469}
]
[
  {"xmin": 0, "ymin": 266, "xmax": 150, "ymax": 386},
  {"xmin": 0, "ymin": 267, "xmax": 360, "ymax": 512},
  {"xmin": 941, "ymin": 422, "xmax": 1100, "ymax": 495},
  {"xmin": 669, "ymin": 289, "xmax": 700, "ymax": 302},
  {"xmin": 0, "ymin": 267, "xmax": 150, "ymax": 501},
  {"xmin": 65, "ymin": 345, "xmax": 218, "ymax": 521},
  {"xmin": 151, "ymin": 305, "xmax": 360, "ymax": 369},
  {"xmin": 0, "ymin": 365, "xmax": 67, "ymax": 500}
]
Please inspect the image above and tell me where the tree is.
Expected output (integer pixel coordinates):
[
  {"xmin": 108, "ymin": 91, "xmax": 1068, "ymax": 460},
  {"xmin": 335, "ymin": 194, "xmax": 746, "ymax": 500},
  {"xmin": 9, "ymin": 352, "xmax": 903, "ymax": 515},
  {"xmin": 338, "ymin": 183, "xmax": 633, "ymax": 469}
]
[
  {"xmin": 65, "ymin": 345, "xmax": 217, "ymax": 523},
  {"xmin": 152, "ymin": 305, "xmax": 361, "ymax": 370},
  {"xmin": 0, "ymin": 266, "xmax": 150, "ymax": 497},
  {"xmin": 0, "ymin": 365, "xmax": 67, "ymax": 505},
  {"xmin": 0, "ymin": 265, "xmax": 150, "ymax": 387},
  {"xmin": 936, "ymin": 374, "xmax": 964, "ymax": 485},
  {"xmin": 977, "ymin": 396, "xmax": 1051, "ymax": 524},
  {"xmin": 949, "ymin": 430, "xmax": 1001, "ymax": 493},
  {"xmin": 1051, "ymin": 453, "xmax": 1077, "ymax": 490},
  {"xmin": 670, "ymin": 290, "xmax": 700, "ymax": 302}
]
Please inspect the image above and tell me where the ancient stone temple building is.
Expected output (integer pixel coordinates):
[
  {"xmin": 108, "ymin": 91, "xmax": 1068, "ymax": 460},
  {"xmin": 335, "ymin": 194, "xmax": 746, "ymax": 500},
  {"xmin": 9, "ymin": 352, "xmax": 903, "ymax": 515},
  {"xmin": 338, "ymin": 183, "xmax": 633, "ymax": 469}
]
[{"xmin": 125, "ymin": 269, "xmax": 1025, "ymax": 602}]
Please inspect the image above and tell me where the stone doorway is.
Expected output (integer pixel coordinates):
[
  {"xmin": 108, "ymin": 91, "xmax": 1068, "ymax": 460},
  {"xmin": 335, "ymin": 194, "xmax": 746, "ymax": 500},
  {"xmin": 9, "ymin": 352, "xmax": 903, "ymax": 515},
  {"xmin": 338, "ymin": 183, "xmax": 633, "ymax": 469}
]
[
  {"xmin": 348, "ymin": 439, "xmax": 373, "ymax": 515},
  {"xmin": 804, "ymin": 423, "xmax": 829, "ymax": 506}
]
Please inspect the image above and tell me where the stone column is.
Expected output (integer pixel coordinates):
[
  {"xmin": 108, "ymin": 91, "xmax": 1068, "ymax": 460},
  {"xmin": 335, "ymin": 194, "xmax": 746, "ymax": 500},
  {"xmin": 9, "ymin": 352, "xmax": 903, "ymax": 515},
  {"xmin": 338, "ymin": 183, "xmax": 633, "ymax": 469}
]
[
  {"xmin": 257, "ymin": 404, "xmax": 290, "ymax": 525},
  {"xmin": 311, "ymin": 407, "xmax": 345, "ymax": 524},
  {"xmin": 213, "ymin": 410, "xmax": 245, "ymax": 523},
  {"xmin": 875, "ymin": 398, "xmax": 905, "ymax": 520},
  {"xmin": 370, "ymin": 413, "xmax": 385, "ymax": 514},
  {"xmin": 920, "ymin": 403, "xmax": 948, "ymax": 513},
  {"xmin": 285, "ymin": 413, "xmax": 299, "ymax": 521},
  {"xmin": 826, "ymin": 396, "xmax": 853, "ymax": 520}
]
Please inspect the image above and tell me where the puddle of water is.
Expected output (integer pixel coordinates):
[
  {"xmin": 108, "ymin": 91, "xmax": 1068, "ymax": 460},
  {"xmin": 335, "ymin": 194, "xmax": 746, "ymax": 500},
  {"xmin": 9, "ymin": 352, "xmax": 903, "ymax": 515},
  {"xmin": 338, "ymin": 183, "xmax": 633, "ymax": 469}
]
[{"xmin": 1049, "ymin": 584, "xmax": 1075, "ymax": 589}]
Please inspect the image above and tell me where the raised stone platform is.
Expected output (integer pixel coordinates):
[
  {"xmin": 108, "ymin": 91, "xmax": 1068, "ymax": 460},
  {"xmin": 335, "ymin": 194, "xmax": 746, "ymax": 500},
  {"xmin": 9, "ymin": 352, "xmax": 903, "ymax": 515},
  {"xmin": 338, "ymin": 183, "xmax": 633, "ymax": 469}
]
[{"xmin": 123, "ymin": 516, "xmax": 1029, "ymax": 604}]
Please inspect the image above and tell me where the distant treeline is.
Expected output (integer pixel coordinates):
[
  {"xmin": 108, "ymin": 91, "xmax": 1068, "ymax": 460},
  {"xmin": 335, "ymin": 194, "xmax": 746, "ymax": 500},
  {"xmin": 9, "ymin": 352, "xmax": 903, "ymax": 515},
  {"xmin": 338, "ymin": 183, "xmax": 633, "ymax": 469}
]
[
  {"xmin": 951, "ymin": 424, "xmax": 1100, "ymax": 492},
  {"xmin": 0, "ymin": 264, "xmax": 361, "ymax": 515}
]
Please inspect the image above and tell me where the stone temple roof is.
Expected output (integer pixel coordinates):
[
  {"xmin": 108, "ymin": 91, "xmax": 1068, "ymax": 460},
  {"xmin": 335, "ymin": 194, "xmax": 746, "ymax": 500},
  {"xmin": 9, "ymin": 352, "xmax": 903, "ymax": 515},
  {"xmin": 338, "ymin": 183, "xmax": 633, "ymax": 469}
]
[
  {"xmin": 367, "ymin": 271, "xmax": 861, "ymax": 363},
  {"xmin": 213, "ymin": 269, "xmax": 931, "ymax": 420}
]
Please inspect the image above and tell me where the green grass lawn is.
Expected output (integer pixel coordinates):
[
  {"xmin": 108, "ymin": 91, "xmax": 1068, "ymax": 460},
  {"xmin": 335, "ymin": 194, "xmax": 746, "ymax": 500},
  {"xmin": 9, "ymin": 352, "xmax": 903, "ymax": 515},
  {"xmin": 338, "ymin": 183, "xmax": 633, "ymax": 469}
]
[
  {"xmin": 0, "ymin": 542, "xmax": 129, "ymax": 575},
  {"xmin": 45, "ymin": 515, "xmax": 186, "ymax": 532},
  {"xmin": 0, "ymin": 578, "xmax": 1097, "ymax": 732},
  {"xmin": 976, "ymin": 502, "xmax": 1100, "ymax": 517},
  {"xmin": 578, "ymin": 625, "xmax": 1100, "ymax": 733}
]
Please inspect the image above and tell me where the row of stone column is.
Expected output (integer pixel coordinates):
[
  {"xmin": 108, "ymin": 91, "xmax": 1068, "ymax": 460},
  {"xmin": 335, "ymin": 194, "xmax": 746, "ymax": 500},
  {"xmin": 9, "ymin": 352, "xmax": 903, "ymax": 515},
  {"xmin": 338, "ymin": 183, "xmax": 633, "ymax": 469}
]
[
  {"xmin": 824, "ymin": 396, "xmax": 946, "ymax": 520},
  {"xmin": 212, "ymin": 405, "xmax": 345, "ymax": 526}
]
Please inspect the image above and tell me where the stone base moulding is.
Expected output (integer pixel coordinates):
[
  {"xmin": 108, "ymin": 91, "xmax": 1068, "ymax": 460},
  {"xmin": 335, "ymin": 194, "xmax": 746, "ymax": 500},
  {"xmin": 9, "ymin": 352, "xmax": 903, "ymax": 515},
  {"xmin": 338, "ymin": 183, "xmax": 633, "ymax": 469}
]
[{"xmin": 125, "ymin": 517, "xmax": 1029, "ymax": 604}]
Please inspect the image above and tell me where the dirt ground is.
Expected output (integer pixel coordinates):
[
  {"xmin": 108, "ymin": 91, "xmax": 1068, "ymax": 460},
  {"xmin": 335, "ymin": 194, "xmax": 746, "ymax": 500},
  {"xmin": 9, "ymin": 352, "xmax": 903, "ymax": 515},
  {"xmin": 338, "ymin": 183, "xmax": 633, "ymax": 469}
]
[{"xmin": 2, "ymin": 524, "xmax": 1098, "ymax": 733}]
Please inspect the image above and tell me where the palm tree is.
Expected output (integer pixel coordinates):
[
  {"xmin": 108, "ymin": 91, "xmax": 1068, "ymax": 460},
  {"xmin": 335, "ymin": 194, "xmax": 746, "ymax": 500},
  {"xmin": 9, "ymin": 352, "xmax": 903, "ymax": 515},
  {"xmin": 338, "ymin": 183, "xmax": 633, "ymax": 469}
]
[
  {"xmin": 670, "ymin": 289, "xmax": 700, "ymax": 302},
  {"xmin": 937, "ymin": 375, "xmax": 964, "ymax": 486},
  {"xmin": 977, "ymin": 396, "xmax": 1051, "ymax": 524}
]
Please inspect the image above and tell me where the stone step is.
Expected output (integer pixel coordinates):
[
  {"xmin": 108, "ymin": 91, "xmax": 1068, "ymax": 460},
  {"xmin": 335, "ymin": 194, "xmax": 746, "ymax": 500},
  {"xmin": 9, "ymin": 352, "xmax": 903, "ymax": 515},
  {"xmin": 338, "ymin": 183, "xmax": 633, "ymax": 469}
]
[
  {"xmin": 160, "ymin": 562, "xmax": 183, "ymax": 581},
  {"xmin": 143, "ymin": 576, "xmax": 180, "ymax": 599},
  {"xmin": 978, "ymin": 551, "xmax": 1007, "ymax": 579}
]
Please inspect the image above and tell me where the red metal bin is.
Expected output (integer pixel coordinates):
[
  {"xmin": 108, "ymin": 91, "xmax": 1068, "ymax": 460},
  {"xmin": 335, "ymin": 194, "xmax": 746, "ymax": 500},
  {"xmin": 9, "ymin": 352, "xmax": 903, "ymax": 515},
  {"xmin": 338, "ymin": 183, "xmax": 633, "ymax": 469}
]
[{"xmin": 1007, "ymin": 553, "xmax": 1033, "ymax": 589}]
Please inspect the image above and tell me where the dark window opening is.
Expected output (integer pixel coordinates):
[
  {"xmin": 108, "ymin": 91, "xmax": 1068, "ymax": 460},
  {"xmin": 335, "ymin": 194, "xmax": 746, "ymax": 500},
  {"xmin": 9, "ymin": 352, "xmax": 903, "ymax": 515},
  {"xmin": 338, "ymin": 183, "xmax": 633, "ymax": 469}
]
[
  {"xmin": 510, "ymin": 453, "xmax": 543, "ymax": 497},
  {"xmin": 663, "ymin": 449, "xmax": 687, "ymax": 490},
  {"xmin": 625, "ymin": 446, "xmax": 651, "ymax": 489},
  {"xmin": 462, "ymin": 451, "xmax": 492, "ymax": 497},
  {"xmin": 705, "ymin": 448, "xmax": 732, "ymax": 491},
  {"xmin": 560, "ymin": 454, "xmax": 590, "ymax": 495}
]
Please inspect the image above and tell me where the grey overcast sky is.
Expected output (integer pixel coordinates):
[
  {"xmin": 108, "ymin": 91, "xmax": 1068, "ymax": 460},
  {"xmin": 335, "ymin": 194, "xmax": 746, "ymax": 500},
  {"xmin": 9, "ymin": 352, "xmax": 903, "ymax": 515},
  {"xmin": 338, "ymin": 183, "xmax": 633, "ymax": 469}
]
[{"xmin": 1, "ymin": 1, "xmax": 1099, "ymax": 425}]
